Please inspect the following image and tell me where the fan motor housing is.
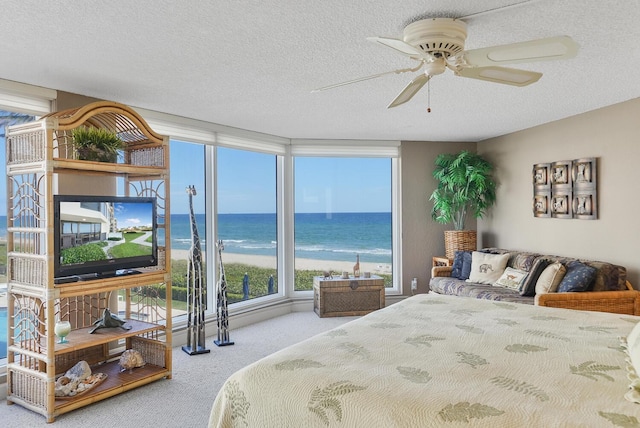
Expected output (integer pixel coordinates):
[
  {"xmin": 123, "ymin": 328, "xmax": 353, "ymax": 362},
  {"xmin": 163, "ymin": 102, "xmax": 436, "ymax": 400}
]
[{"xmin": 403, "ymin": 18, "xmax": 467, "ymax": 58}]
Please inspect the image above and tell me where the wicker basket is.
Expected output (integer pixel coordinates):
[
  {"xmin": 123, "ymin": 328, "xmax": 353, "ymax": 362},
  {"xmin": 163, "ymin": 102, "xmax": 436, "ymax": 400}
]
[{"xmin": 444, "ymin": 230, "xmax": 477, "ymax": 260}]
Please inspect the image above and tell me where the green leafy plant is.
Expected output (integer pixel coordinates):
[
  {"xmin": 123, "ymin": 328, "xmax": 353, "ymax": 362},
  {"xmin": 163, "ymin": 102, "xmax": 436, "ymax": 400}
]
[
  {"xmin": 429, "ymin": 151, "xmax": 497, "ymax": 230},
  {"xmin": 72, "ymin": 127, "xmax": 123, "ymax": 162}
]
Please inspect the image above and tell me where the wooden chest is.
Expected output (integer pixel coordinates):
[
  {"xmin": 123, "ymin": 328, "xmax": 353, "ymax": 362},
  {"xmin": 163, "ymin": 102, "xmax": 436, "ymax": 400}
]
[{"xmin": 313, "ymin": 275, "xmax": 385, "ymax": 317}]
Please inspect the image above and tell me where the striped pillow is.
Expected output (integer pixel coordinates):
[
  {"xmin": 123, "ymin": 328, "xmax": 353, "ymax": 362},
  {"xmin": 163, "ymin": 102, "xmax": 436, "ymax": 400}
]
[{"xmin": 520, "ymin": 258, "xmax": 550, "ymax": 296}]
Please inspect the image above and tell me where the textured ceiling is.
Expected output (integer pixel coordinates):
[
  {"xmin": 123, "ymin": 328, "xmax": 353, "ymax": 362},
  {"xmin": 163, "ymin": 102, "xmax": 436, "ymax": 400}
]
[{"xmin": 1, "ymin": 0, "xmax": 638, "ymax": 142}]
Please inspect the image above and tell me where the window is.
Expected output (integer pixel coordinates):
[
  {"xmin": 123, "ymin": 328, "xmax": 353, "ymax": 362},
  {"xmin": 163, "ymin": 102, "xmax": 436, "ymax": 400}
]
[
  {"xmin": 216, "ymin": 147, "xmax": 278, "ymax": 303},
  {"xmin": 168, "ymin": 140, "xmax": 206, "ymax": 320},
  {"xmin": 293, "ymin": 157, "xmax": 393, "ymax": 291}
]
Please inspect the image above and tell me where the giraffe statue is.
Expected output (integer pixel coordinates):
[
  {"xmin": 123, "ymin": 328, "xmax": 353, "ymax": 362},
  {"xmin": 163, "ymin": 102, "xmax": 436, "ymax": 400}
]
[
  {"xmin": 214, "ymin": 239, "xmax": 234, "ymax": 346},
  {"xmin": 181, "ymin": 185, "xmax": 210, "ymax": 355},
  {"xmin": 353, "ymin": 254, "xmax": 361, "ymax": 277}
]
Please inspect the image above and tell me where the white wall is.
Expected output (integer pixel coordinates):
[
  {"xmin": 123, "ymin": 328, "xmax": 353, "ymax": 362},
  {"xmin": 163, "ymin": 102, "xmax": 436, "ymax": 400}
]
[{"xmin": 478, "ymin": 97, "xmax": 640, "ymax": 288}]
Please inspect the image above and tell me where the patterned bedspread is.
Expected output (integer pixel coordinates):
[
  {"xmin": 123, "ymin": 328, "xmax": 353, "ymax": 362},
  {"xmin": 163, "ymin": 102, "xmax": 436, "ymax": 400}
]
[{"xmin": 209, "ymin": 293, "xmax": 640, "ymax": 427}]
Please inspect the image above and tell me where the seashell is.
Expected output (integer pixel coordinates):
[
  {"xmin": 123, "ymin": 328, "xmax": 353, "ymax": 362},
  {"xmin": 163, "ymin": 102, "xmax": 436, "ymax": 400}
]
[
  {"xmin": 119, "ymin": 349, "xmax": 145, "ymax": 372},
  {"xmin": 55, "ymin": 360, "xmax": 92, "ymax": 396}
]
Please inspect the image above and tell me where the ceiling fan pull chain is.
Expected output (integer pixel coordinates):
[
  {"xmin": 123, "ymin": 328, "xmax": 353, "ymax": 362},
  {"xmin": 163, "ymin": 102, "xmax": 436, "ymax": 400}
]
[{"xmin": 427, "ymin": 79, "xmax": 432, "ymax": 113}]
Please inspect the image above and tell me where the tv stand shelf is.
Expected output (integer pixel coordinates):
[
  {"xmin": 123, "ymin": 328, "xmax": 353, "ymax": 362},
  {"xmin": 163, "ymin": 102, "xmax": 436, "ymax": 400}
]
[
  {"xmin": 54, "ymin": 320, "xmax": 165, "ymax": 354},
  {"xmin": 53, "ymin": 361, "xmax": 170, "ymax": 413},
  {"xmin": 5, "ymin": 101, "xmax": 172, "ymax": 422}
]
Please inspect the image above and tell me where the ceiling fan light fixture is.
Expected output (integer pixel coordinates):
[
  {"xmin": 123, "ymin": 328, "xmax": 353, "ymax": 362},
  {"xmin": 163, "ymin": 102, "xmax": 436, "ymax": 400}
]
[{"xmin": 425, "ymin": 58, "xmax": 446, "ymax": 76}]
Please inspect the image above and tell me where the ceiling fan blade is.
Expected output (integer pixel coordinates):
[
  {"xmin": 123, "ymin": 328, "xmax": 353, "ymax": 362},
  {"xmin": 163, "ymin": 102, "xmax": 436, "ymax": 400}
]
[
  {"xmin": 387, "ymin": 73, "xmax": 430, "ymax": 108},
  {"xmin": 457, "ymin": 66, "xmax": 542, "ymax": 86},
  {"xmin": 312, "ymin": 63, "xmax": 422, "ymax": 92},
  {"xmin": 460, "ymin": 36, "xmax": 578, "ymax": 67},
  {"xmin": 367, "ymin": 36, "xmax": 430, "ymax": 59}
]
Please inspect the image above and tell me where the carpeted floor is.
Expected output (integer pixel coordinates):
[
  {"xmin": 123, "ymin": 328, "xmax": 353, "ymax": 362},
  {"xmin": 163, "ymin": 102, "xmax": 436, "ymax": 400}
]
[{"xmin": 2, "ymin": 311, "xmax": 356, "ymax": 427}]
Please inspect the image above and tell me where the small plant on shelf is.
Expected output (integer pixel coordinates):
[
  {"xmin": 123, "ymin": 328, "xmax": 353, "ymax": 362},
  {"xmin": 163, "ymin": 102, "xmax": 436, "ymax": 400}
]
[{"xmin": 72, "ymin": 127, "xmax": 124, "ymax": 162}]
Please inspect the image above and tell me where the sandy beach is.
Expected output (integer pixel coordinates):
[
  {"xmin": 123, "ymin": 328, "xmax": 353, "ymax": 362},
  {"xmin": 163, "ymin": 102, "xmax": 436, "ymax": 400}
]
[{"xmin": 170, "ymin": 249, "xmax": 392, "ymax": 274}]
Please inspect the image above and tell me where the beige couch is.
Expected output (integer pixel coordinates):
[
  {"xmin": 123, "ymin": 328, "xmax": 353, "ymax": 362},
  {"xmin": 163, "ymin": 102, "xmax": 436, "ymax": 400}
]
[{"xmin": 430, "ymin": 248, "xmax": 640, "ymax": 315}]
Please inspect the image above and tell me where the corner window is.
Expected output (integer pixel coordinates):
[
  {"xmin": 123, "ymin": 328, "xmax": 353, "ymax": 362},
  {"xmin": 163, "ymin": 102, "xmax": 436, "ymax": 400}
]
[
  {"xmin": 293, "ymin": 157, "xmax": 393, "ymax": 291},
  {"xmin": 168, "ymin": 140, "xmax": 206, "ymax": 319},
  {"xmin": 216, "ymin": 147, "xmax": 278, "ymax": 303}
]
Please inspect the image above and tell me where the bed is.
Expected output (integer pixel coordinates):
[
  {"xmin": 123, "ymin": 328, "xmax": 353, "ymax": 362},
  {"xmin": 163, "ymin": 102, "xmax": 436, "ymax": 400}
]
[{"xmin": 209, "ymin": 293, "xmax": 640, "ymax": 427}]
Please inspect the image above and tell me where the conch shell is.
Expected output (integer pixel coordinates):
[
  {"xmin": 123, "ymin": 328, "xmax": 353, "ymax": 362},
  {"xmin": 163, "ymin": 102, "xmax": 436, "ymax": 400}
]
[{"xmin": 119, "ymin": 349, "xmax": 145, "ymax": 372}]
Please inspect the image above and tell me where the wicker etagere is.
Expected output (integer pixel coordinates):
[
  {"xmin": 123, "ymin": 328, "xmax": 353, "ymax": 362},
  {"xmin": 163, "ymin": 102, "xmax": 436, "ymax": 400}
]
[{"xmin": 5, "ymin": 101, "xmax": 172, "ymax": 422}]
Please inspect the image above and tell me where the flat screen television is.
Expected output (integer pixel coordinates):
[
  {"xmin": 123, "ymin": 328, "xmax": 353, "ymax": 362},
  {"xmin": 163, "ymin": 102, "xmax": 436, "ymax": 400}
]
[{"xmin": 53, "ymin": 195, "xmax": 158, "ymax": 282}]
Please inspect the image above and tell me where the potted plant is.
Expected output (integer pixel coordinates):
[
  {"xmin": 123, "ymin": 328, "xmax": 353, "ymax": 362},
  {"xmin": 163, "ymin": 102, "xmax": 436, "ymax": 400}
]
[
  {"xmin": 429, "ymin": 150, "xmax": 497, "ymax": 260},
  {"xmin": 72, "ymin": 127, "xmax": 123, "ymax": 162}
]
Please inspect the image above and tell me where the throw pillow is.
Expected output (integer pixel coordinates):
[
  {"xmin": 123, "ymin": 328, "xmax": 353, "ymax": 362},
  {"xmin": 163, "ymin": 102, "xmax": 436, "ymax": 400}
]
[
  {"xmin": 459, "ymin": 251, "xmax": 472, "ymax": 280},
  {"xmin": 535, "ymin": 262, "xmax": 566, "ymax": 294},
  {"xmin": 494, "ymin": 267, "xmax": 529, "ymax": 290},
  {"xmin": 557, "ymin": 260, "xmax": 597, "ymax": 292},
  {"xmin": 512, "ymin": 253, "xmax": 538, "ymax": 272},
  {"xmin": 451, "ymin": 251, "xmax": 468, "ymax": 279},
  {"xmin": 466, "ymin": 251, "xmax": 510, "ymax": 285},
  {"xmin": 520, "ymin": 258, "xmax": 550, "ymax": 296}
]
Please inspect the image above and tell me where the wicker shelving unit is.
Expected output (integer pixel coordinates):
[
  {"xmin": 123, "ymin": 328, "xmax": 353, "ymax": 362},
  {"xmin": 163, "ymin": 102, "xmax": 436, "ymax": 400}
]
[{"xmin": 5, "ymin": 101, "xmax": 172, "ymax": 422}]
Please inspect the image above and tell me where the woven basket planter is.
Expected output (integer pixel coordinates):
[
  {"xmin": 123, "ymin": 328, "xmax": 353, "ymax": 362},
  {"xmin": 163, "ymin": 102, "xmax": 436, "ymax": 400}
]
[{"xmin": 444, "ymin": 230, "xmax": 477, "ymax": 260}]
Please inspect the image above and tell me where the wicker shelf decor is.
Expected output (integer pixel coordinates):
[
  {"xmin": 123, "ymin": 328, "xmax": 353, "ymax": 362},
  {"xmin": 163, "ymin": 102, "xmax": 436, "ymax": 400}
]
[{"xmin": 5, "ymin": 101, "xmax": 172, "ymax": 422}]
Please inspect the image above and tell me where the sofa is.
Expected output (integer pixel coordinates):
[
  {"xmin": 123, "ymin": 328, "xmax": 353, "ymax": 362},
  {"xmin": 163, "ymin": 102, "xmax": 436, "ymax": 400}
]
[{"xmin": 430, "ymin": 248, "xmax": 640, "ymax": 315}]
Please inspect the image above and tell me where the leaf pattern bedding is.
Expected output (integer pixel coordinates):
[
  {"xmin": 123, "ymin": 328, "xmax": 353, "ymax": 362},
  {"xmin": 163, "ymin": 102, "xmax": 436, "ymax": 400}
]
[{"xmin": 209, "ymin": 293, "xmax": 640, "ymax": 427}]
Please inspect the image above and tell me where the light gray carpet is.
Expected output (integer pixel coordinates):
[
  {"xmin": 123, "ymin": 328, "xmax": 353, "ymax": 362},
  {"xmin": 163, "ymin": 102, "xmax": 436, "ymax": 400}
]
[{"xmin": 2, "ymin": 311, "xmax": 356, "ymax": 427}]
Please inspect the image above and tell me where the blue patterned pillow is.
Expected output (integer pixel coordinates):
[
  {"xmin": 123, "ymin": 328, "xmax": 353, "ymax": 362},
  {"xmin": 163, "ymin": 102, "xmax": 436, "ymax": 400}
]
[
  {"xmin": 460, "ymin": 252, "xmax": 472, "ymax": 280},
  {"xmin": 557, "ymin": 260, "xmax": 597, "ymax": 292},
  {"xmin": 451, "ymin": 251, "xmax": 472, "ymax": 280}
]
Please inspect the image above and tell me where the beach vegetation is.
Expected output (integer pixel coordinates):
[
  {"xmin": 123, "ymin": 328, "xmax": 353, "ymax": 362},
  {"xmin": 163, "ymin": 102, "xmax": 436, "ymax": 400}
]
[{"xmin": 170, "ymin": 258, "xmax": 391, "ymax": 303}]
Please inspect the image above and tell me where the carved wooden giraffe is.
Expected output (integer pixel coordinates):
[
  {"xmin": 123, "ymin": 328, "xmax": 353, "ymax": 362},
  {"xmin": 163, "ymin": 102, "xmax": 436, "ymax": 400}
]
[
  {"xmin": 214, "ymin": 239, "xmax": 234, "ymax": 346},
  {"xmin": 182, "ymin": 185, "xmax": 209, "ymax": 355}
]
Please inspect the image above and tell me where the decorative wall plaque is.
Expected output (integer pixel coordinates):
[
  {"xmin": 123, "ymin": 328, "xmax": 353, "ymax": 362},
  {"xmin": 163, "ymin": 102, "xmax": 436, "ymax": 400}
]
[{"xmin": 532, "ymin": 157, "xmax": 597, "ymax": 220}]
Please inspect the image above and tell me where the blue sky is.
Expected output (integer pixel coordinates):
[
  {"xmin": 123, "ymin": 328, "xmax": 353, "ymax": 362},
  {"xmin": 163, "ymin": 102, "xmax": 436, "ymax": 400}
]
[
  {"xmin": 0, "ymin": 137, "xmax": 391, "ymax": 215},
  {"xmin": 170, "ymin": 142, "xmax": 392, "ymax": 214}
]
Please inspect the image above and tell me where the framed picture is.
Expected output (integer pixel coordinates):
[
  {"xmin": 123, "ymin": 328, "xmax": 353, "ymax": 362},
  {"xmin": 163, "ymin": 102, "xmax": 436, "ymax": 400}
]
[
  {"xmin": 573, "ymin": 190, "xmax": 597, "ymax": 220},
  {"xmin": 572, "ymin": 157, "xmax": 596, "ymax": 189},
  {"xmin": 550, "ymin": 160, "xmax": 571, "ymax": 186},
  {"xmin": 533, "ymin": 192, "xmax": 551, "ymax": 217},
  {"xmin": 550, "ymin": 189, "xmax": 572, "ymax": 219},
  {"xmin": 532, "ymin": 163, "xmax": 550, "ymax": 189}
]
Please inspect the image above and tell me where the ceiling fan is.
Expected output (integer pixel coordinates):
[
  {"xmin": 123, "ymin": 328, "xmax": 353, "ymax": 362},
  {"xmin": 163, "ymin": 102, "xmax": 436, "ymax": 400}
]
[{"xmin": 313, "ymin": 18, "xmax": 579, "ymax": 108}]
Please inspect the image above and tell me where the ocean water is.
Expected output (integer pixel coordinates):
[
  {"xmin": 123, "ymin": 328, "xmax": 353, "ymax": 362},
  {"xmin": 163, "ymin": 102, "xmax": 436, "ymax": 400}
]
[
  {"xmin": 171, "ymin": 212, "xmax": 392, "ymax": 264},
  {"xmin": 0, "ymin": 212, "xmax": 392, "ymax": 264}
]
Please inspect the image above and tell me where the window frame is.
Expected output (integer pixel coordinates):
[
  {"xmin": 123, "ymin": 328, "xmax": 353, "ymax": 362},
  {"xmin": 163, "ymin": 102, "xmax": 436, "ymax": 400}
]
[{"xmin": 0, "ymin": 80, "xmax": 55, "ymax": 374}]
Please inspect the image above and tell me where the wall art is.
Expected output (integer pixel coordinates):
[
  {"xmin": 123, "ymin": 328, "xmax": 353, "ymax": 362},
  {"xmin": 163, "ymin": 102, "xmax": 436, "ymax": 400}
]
[{"xmin": 532, "ymin": 157, "xmax": 597, "ymax": 220}]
